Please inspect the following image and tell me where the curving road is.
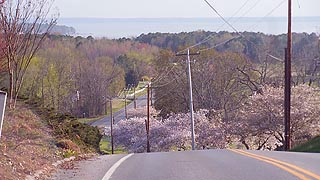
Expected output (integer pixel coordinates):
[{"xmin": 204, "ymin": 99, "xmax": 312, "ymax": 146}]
[
  {"xmin": 53, "ymin": 149, "xmax": 320, "ymax": 180},
  {"xmin": 90, "ymin": 94, "xmax": 148, "ymax": 127}
]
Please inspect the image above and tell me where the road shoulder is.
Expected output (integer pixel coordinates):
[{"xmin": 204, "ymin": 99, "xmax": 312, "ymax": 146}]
[{"xmin": 51, "ymin": 154, "xmax": 127, "ymax": 180}]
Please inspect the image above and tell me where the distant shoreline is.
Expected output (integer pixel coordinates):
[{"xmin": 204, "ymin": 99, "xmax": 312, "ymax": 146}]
[{"xmin": 56, "ymin": 17, "xmax": 320, "ymax": 39}]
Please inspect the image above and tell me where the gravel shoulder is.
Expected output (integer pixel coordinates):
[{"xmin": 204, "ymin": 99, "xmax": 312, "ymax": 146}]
[{"xmin": 51, "ymin": 154, "xmax": 127, "ymax": 180}]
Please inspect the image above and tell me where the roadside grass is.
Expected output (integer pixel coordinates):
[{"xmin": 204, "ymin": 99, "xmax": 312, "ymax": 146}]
[
  {"xmin": 77, "ymin": 116, "xmax": 105, "ymax": 124},
  {"xmin": 122, "ymin": 81, "xmax": 148, "ymax": 96},
  {"xmin": 135, "ymin": 88, "xmax": 147, "ymax": 97},
  {"xmin": 99, "ymin": 136, "xmax": 126, "ymax": 154},
  {"xmin": 105, "ymin": 98, "xmax": 132, "ymax": 116},
  {"xmin": 77, "ymin": 81, "xmax": 147, "ymax": 124},
  {"xmin": 77, "ymin": 98, "xmax": 132, "ymax": 124},
  {"xmin": 291, "ymin": 136, "xmax": 320, "ymax": 153}
]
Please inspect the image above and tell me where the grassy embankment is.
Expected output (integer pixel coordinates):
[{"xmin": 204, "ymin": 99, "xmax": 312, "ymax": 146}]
[
  {"xmin": 291, "ymin": 136, "xmax": 320, "ymax": 153},
  {"xmin": 0, "ymin": 98, "xmax": 103, "ymax": 179}
]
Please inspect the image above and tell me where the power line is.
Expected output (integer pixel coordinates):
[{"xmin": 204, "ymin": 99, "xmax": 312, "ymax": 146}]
[
  {"xmin": 196, "ymin": 0, "xmax": 261, "ymax": 48},
  {"xmin": 152, "ymin": 65, "xmax": 177, "ymax": 84},
  {"xmin": 152, "ymin": 70, "xmax": 186, "ymax": 88},
  {"xmin": 230, "ymin": 0, "xmax": 252, "ymax": 18},
  {"xmin": 203, "ymin": 0, "xmax": 241, "ymax": 34},
  {"xmin": 203, "ymin": 0, "xmax": 263, "ymax": 50},
  {"xmin": 236, "ymin": 0, "xmax": 264, "ymax": 21},
  {"xmin": 296, "ymin": 0, "xmax": 301, "ymax": 8},
  {"xmin": 198, "ymin": 36, "xmax": 241, "ymax": 52},
  {"xmin": 177, "ymin": 0, "xmax": 253, "ymax": 54},
  {"xmin": 199, "ymin": 0, "xmax": 286, "ymax": 54},
  {"xmin": 246, "ymin": 0, "xmax": 286, "ymax": 32},
  {"xmin": 178, "ymin": 0, "xmax": 286, "ymax": 54}
]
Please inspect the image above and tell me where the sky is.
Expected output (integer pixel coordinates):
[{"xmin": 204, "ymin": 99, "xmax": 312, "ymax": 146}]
[{"xmin": 52, "ymin": 0, "xmax": 320, "ymax": 18}]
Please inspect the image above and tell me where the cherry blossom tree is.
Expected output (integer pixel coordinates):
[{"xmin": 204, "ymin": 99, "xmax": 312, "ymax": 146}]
[
  {"xmin": 112, "ymin": 110, "xmax": 226, "ymax": 153},
  {"xmin": 234, "ymin": 84, "xmax": 320, "ymax": 150}
]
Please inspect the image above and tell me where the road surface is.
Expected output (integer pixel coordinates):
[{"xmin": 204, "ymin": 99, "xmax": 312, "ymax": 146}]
[
  {"xmin": 90, "ymin": 94, "xmax": 148, "ymax": 127},
  {"xmin": 52, "ymin": 149, "xmax": 320, "ymax": 180}
]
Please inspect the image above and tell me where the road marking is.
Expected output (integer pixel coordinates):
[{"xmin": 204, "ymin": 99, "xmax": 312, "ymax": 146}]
[
  {"xmin": 233, "ymin": 150, "xmax": 320, "ymax": 180},
  {"xmin": 102, "ymin": 153, "xmax": 134, "ymax": 180},
  {"xmin": 230, "ymin": 149, "xmax": 320, "ymax": 180}
]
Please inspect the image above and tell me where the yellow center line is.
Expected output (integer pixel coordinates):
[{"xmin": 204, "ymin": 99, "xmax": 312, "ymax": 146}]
[
  {"xmin": 229, "ymin": 149, "xmax": 313, "ymax": 180},
  {"xmin": 231, "ymin": 149, "xmax": 320, "ymax": 180}
]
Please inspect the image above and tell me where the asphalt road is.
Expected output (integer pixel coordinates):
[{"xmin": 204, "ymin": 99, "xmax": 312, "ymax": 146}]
[
  {"xmin": 53, "ymin": 149, "xmax": 320, "ymax": 180},
  {"xmin": 90, "ymin": 94, "xmax": 148, "ymax": 127}
]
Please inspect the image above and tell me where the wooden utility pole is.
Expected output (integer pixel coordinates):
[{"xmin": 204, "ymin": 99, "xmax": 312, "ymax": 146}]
[
  {"xmin": 176, "ymin": 49, "xmax": 200, "ymax": 150},
  {"xmin": 150, "ymin": 84, "xmax": 153, "ymax": 106},
  {"xmin": 124, "ymin": 88, "xmax": 128, "ymax": 119},
  {"xmin": 284, "ymin": 0, "xmax": 292, "ymax": 151},
  {"xmin": 133, "ymin": 85, "xmax": 137, "ymax": 109},
  {"xmin": 110, "ymin": 100, "xmax": 114, "ymax": 154},
  {"xmin": 146, "ymin": 83, "xmax": 151, "ymax": 152}
]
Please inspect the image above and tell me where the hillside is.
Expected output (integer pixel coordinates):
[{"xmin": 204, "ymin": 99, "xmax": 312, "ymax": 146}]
[{"xmin": 0, "ymin": 103, "xmax": 62, "ymax": 179}]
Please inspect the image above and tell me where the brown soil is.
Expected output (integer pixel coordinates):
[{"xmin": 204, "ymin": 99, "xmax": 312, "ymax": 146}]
[{"xmin": 0, "ymin": 103, "xmax": 62, "ymax": 180}]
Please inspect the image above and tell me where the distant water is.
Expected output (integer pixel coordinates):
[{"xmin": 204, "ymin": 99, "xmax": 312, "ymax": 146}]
[{"xmin": 57, "ymin": 17, "xmax": 320, "ymax": 39}]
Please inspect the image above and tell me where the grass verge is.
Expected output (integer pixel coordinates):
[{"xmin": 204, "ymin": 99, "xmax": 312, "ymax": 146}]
[
  {"xmin": 77, "ymin": 98, "xmax": 132, "ymax": 124},
  {"xmin": 291, "ymin": 136, "xmax": 320, "ymax": 153},
  {"xmin": 99, "ymin": 136, "xmax": 126, "ymax": 154},
  {"xmin": 78, "ymin": 116, "xmax": 105, "ymax": 124}
]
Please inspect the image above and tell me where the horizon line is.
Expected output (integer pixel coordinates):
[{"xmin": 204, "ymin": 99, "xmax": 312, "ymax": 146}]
[{"xmin": 58, "ymin": 16, "xmax": 320, "ymax": 19}]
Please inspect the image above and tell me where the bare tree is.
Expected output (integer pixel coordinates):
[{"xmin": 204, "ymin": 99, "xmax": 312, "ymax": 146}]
[{"xmin": 0, "ymin": 0, "xmax": 58, "ymax": 108}]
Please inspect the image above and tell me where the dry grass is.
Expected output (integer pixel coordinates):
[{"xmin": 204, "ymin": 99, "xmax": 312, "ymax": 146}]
[{"xmin": 0, "ymin": 103, "xmax": 62, "ymax": 179}]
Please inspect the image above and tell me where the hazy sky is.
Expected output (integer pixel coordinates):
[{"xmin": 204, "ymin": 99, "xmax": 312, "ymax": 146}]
[{"xmin": 53, "ymin": 0, "xmax": 320, "ymax": 18}]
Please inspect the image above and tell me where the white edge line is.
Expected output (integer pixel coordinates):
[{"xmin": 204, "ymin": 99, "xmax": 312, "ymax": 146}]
[{"xmin": 102, "ymin": 153, "xmax": 134, "ymax": 180}]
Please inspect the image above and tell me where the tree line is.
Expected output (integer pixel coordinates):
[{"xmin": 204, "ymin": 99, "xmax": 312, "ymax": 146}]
[
  {"xmin": 147, "ymin": 30, "xmax": 320, "ymax": 150},
  {"xmin": 136, "ymin": 31, "xmax": 320, "ymax": 66},
  {"xmin": 18, "ymin": 36, "xmax": 158, "ymax": 117},
  {"xmin": 112, "ymin": 84, "xmax": 320, "ymax": 152},
  {"xmin": 0, "ymin": 3, "xmax": 159, "ymax": 118}
]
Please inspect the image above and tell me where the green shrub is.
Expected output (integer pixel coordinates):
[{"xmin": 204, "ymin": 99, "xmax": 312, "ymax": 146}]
[
  {"xmin": 51, "ymin": 118, "xmax": 102, "ymax": 152},
  {"xmin": 63, "ymin": 149, "xmax": 78, "ymax": 158},
  {"xmin": 24, "ymin": 99, "xmax": 102, "ymax": 153}
]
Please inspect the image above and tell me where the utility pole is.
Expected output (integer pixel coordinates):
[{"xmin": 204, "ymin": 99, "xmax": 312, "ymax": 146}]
[
  {"xmin": 134, "ymin": 85, "xmax": 137, "ymax": 109},
  {"xmin": 110, "ymin": 99, "xmax": 114, "ymax": 154},
  {"xmin": 284, "ymin": 0, "xmax": 292, "ymax": 151},
  {"xmin": 124, "ymin": 88, "xmax": 128, "ymax": 119},
  {"xmin": 146, "ymin": 83, "xmax": 151, "ymax": 152},
  {"xmin": 176, "ymin": 49, "xmax": 200, "ymax": 150},
  {"xmin": 150, "ymin": 83, "xmax": 153, "ymax": 106}
]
